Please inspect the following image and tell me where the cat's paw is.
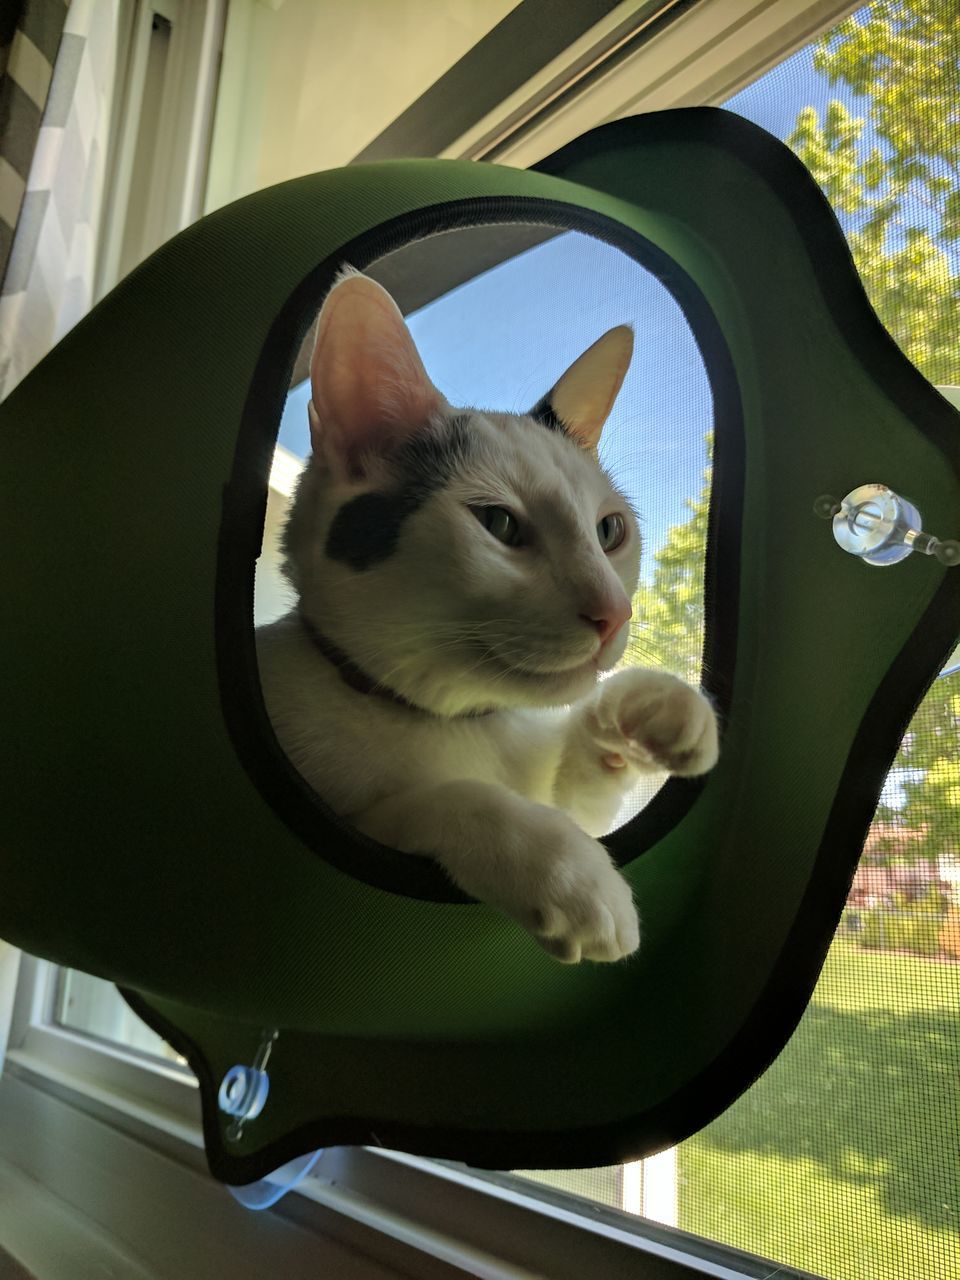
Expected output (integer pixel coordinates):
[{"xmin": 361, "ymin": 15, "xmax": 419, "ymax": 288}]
[
  {"xmin": 587, "ymin": 668, "xmax": 719, "ymax": 777},
  {"xmin": 511, "ymin": 819, "xmax": 640, "ymax": 964}
]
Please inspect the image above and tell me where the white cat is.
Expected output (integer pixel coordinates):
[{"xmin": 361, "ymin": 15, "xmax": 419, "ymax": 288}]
[{"xmin": 256, "ymin": 270, "xmax": 719, "ymax": 963}]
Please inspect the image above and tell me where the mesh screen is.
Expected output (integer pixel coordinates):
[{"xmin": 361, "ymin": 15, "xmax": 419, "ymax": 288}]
[{"xmin": 509, "ymin": 6, "xmax": 960, "ymax": 1279}]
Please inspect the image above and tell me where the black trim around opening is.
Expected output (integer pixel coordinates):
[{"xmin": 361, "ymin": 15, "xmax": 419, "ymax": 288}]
[{"xmin": 215, "ymin": 195, "xmax": 741, "ymax": 903}]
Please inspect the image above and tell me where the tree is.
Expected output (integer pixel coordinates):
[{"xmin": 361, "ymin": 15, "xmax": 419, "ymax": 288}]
[
  {"xmin": 791, "ymin": 2, "xmax": 960, "ymax": 862},
  {"xmin": 894, "ymin": 688, "xmax": 960, "ymax": 861},
  {"xmin": 634, "ymin": 1, "xmax": 959, "ymax": 860},
  {"xmin": 629, "ymin": 448, "xmax": 709, "ymax": 683},
  {"xmin": 787, "ymin": 1, "xmax": 960, "ymax": 386}
]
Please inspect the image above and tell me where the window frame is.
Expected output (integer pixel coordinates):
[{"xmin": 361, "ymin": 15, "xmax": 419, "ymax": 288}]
[
  {"xmin": 2, "ymin": 957, "xmax": 821, "ymax": 1280},
  {"xmin": 95, "ymin": 0, "xmax": 226, "ymax": 299},
  {"xmin": 440, "ymin": 0, "xmax": 858, "ymax": 166},
  {"xmin": 1, "ymin": 0, "xmax": 864, "ymax": 1276}
]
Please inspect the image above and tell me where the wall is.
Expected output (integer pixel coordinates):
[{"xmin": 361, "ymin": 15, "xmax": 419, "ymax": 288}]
[{"xmin": 205, "ymin": 0, "xmax": 519, "ymax": 211}]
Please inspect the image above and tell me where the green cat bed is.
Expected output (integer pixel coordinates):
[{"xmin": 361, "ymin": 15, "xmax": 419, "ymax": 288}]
[{"xmin": 1, "ymin": 109, "xmax": 957, "ymax": 1184}]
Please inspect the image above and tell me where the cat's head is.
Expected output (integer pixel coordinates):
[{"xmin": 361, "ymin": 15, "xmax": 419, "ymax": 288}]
[{"xmin": 282, "ymin": 269, "xmax": 640, "ymax": 715}]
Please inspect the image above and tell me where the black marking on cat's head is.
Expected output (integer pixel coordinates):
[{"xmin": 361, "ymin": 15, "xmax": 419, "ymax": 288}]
[
  {"xmin": 529, "ymin": 396, "xmax": 568, "ymax": 434},
  {"xmin": 325, "ymin": 414, "xmax": 475, "ymax": 571}
]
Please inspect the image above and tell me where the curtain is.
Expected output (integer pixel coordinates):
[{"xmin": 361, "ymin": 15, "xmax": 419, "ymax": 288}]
[
  {"xmin": 0, "ymin": 0, "xmax": 118, "ymax": 398},
  {"xmin": 0, "ymin": 0, "xmax": 67, "ymax": 281}
]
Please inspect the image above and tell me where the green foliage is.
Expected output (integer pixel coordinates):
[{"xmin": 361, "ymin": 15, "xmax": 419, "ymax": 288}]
[
  {"xmin": 811, "ymin": 2, "xmax": 959, "ymax": 200},
  {"xmin": 893, "ymin": 688, "xmax": 960, "ymax": 860},
  {"xmin": 787, "ymin": 1, "xmax": 960, "ymax": 385},
  {"xmin": 628, "ymin": 451, "xmax": 709, "ymax": 682},
  {"xmin": 669, "ymin": 29, "xmax": 959, "ymax": 1278},
  {"xmin": 860, "ymin": 909, "xmax": 884, "ymax": 949},
  {"xmin": 858, "ymin": 884, "xmax": 947, "ymax": 955},
  {"xmin": 915, "ymin": 889, "xmax": 945, "ymax": 955},
  {"xmin": 633, "ymin": 4, "xmax": 959, "ymax": 861}
]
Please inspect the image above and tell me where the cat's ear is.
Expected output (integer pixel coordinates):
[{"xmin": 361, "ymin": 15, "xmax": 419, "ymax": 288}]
[
  {"xmin": 308, "ymin": 271, "xmax": 444, "ymax": 476},
  {"xmin": 532, "ymin": 325, "xmax": 633, "ymax": 451}
]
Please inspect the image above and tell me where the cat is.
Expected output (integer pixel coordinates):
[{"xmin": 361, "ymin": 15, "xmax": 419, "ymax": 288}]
[{"xmin": 255, "ymin": 269, "xmax": 719, "ymax": 963}]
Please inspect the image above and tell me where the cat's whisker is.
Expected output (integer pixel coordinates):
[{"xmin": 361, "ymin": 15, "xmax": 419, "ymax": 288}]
[
  {"xmin": 347, "ymin": 626, "xmax": 515, "ymax": 670},
  {"xmin": 350, "ymin": 618, "xmax": 575, "ymax": 666},
  {"xmin": 623, "ymin": 636, "xmax": 666, "ymax": 663},
  {"xmin": 375, "ymin": 647, "xmax": 505, "ymax": 699}
]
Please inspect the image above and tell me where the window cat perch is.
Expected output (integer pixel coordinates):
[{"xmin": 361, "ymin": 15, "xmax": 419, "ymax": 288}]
[{"xmin": 0, "ymin": 109, "xmax": 957, "ymax": 1187}]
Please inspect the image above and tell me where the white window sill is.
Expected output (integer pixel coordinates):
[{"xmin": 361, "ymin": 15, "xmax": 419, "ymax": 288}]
[{"xmin": 1, "ymin": 1019, "xmax": 814, "ymax": 1280}]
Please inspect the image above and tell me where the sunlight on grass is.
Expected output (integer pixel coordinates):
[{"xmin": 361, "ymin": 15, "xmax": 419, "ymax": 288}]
[{"xmin": 679, "ymin": 945, "xmax": 960, "ymax": 1280}]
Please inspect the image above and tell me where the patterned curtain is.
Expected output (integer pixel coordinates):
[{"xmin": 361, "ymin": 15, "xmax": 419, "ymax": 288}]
[
  {"xmin": 0, "ymin": 0, "xmax": 67, "ymax": 282},
  {"xmin": 0, "ymin": 0, "xmax": 119, "ymax": 398}
]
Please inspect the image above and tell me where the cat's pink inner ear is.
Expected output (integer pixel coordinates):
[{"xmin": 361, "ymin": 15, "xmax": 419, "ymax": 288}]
[
  {"xmin": 308, "ymin": 273, "xmax": 444, "ymax": 474},
  {"xmin": 548, "ymin": 324, "xmax": 634, "ymax": 451}
]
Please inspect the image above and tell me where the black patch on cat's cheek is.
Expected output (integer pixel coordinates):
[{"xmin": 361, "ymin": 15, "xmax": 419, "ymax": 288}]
[
  {"xmin": 326, "ymin": 490, "xmax": 422, "ymax": 570},
  {"xmin": 325, "ymin": 414, "xmax": 476, "ymax": 570},
  {"xmin": 529, "ymin": 396, "xmax": 568, "ymax": 434}
]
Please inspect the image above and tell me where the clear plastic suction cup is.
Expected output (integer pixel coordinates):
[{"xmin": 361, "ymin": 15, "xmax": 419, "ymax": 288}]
[{"xmin": 815, "ymin": 484, "xmax": 959, "ymax": 567}]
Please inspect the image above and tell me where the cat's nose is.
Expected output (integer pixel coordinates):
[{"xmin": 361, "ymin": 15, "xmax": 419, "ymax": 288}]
[{"xmin": 580, "ymin": 597, "xmax": 632, "ymax": 644}]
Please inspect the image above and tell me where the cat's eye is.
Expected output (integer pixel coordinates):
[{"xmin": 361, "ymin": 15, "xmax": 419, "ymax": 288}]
[
  {"xmin": 471, "ymin": 505, "xmax": 524, "ymax": 547},
  {"xmin": 597, "ymin": 512, "xmax": 627, "ymax": 552}
]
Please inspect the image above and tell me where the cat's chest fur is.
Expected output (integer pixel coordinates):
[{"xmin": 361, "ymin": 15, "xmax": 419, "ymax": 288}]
[{"xmin": 256, "ymin": 612, "xmax": 564, "ymax": 820}]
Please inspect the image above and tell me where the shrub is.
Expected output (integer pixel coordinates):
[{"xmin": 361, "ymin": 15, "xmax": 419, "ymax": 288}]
[
  {"xmin": 857, "ymin": 887, "xmax": 948, "ymax": 957},
  {"xmin": 939, "ymin": 907, "xmax": 960, "ymax": 960}
]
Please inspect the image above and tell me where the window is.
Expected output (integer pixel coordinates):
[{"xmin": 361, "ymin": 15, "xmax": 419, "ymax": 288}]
[
  {"xmin": 96, "ymin": 0, "xmax": 223, "ymax": 297},
  {"xmin": 55, "ymin": 970, "xmax": 186, "ymax": 1067},
  {"xmin": 497, "ymin": 9, "xmax": 960, "ymax": 1280},
  {"xmin": 4, "ymin": 4, "xmax": 955, "ymax": 1279}
]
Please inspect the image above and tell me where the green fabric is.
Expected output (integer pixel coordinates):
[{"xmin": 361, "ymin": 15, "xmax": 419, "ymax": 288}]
[{"xmin": 1, "ymin": 109, "xmax": 956, "ymax": 1177}]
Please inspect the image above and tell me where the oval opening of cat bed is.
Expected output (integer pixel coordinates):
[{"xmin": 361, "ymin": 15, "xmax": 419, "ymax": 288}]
[{"xmin": 235, "ymin": 220, "xmax": 728, "ymax": 902}]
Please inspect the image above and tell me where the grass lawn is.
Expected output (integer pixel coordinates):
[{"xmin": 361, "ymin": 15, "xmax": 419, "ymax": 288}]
[{"xmin": 678, "ymin": 944, "xmax": 960, "ymax": 1280}]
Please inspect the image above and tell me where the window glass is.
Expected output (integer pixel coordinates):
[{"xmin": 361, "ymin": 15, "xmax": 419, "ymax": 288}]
[
  {"xmin": 49, "ymin": 9, "xmax": 959, "ymax": 1279},
  {"xmin": 508, "ymin": 8, "xmax": 960, "ymax": 1280},
  {"xmin": 56, "ymin": 969, "xmax": 186, "ymax": 1067}
]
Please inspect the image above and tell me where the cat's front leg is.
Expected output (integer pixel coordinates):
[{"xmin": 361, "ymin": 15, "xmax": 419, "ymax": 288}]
[
  {"xmin": 355, "ymin": 781, "xmax": 639, "ymax": 964},
  {"xmin": 555, "ymin": 668, "xmax": 719, "ymax": 834}
]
